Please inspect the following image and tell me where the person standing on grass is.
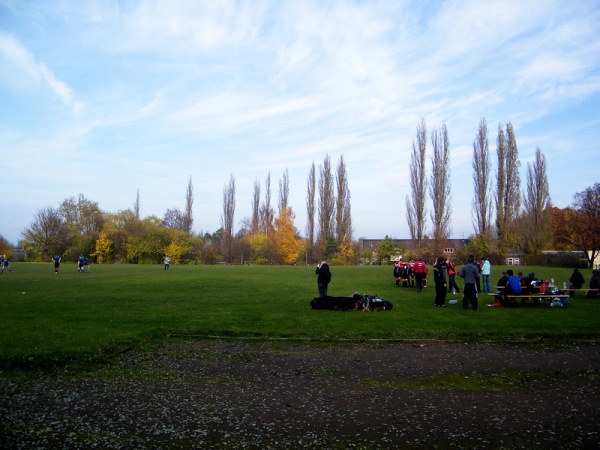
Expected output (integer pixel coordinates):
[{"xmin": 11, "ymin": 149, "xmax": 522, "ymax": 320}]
[
  {"xmin": 52, "ymin": 255, "xmax": 61, "ymax": 274},
  {"xmin": 433, "ymin": 257, "xmax": 447, "ymax": 307},
  {"xmin": 413, "ymin": 257, "xmax": 428, "ymax": 292},
  {"xmin": 446, "ymin": 257, "xmax": 460, "ymax": 294},
  {"xmin": 481, "ymin": 257, "xmax": 491, "ymax": 293},
  {"xmin": 315, "ymin": 260, "xmax": 332, "ymax": 297},
  {"xmin": 164, "ymin": 256, "xmax": 171, "ymax": 270},
  {"xmin": 459, "ymin": 255, "xmax": 480, "ymax": 310}
]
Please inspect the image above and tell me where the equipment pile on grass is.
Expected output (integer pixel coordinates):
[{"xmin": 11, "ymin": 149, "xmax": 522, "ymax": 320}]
[{"xmin": 310, "ymin": 292, "xmax": 393, "ymax": 311}]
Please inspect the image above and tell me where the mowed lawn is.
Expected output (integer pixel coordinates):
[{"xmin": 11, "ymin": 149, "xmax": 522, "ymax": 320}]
[{"xmin": 1, "ymin": 262, "xmax": 599, "ymax": 370}]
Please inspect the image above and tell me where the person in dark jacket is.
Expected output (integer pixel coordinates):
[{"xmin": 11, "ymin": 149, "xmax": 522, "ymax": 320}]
[
  {"xmin": 315, "ymin": 260, "xmax": 332, "ymax": 297},
  {"xmin": 433, "ymin": 257, "xmax": 447, "ymax": 307},
  {"xmin": 587, "ymin": 270, "xmax": 600, "ymax": 298},
  {"xmin": 569, "ymin": 268, "xmax": 585, "ymax": 298},
  {"xmin": 459, "ymin": 256, "xmax": 480, "ymax": 310}
]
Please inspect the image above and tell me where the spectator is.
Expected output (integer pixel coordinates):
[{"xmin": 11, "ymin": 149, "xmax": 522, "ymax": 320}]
[
  {"xmin": 569, "ymin": 268, "xmax": 585, "ymax": 298},
  {"xmin": 433, "ymin": 257, "xmax": 447, "ymax": 307},
  {"xmin": 503, "ymin": 269, "xmax": 522, "ymax": 306},
  {"xmin": 446, "ymin": 257, "xmax": 460, "ymax": 294},
  {"xmin": 497, "ymin": 271, "xmax": 508, "ymax": 290},
  {"xmin": 315, "ymin": 260, "xmax": 332, "ymax": 297},
  {"xmin": 481, "ymin": 258, "xmax": 491, "ymax": 293},
  {"xmin": 459, "ymin": 256, "xmax": 480, "ymax": 310},
  {"xmin": 586, "ymin": 270, "xmax": 600, "ymax": 298}
]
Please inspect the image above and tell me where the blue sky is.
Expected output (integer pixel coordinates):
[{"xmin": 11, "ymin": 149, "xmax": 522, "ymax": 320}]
[{"xmin": 1, "ymin": 0, "xmax": 599, "ymax": 245}]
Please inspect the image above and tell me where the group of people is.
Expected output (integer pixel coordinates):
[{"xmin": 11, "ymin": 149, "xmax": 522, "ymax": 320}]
[
  {"xmin": 392, "ymin": 259, "xmax": 431, "ymax": 292},
  {"xmin": 393, "ymin": 256, "xmax": 491, "ymax": 310}
]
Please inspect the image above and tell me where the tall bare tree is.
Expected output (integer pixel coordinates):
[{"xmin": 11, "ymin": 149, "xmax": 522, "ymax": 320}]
[
  {"xmin": 183, "ymin": 176, "xmax": 194, "ymax": 233},
  {"xmin": 406, "ymin": 119, "xmax": 427, "ymax": 248},
  {"xmin": 221, "ymin": 174, "xmax": 236, "ymax": 262},
  {"xmin": 251, "ymin": 179, "xmax": 260, "ymax": 234},
  {"xmin": 496, "ymin": 123, "xmax": 521, "ymax": 252},
  {"xmin": 521, "ymin": 147, "xmax": 551, "ymax": 254},
  {"xmin": 133, "ymin": 189, "xmax": 140, "ymax": 220},
  {"xmin": 278, "ymin": 168, "xmax": 289, "ymax": 213},
  {"xmin": 472, "ymin": 118, "xmax": 492, "ymax": 238},
  {"xmin": 306, "ymin": 162, "xmax": 316, "ymax": 261},
  {"xmin": 260, "ymin": 173, "xmax": 274, "ymax": 234},
  {"xmin": 335, "ymin": 155, "xmax": 352, "ymax": 243},
  {"xmin": 317, "ymin": 154, "xmax": 335, "ymax": 257},
  {"xmin": 429, "ymin": 122, "xmax": 451, "ymax": 255}
]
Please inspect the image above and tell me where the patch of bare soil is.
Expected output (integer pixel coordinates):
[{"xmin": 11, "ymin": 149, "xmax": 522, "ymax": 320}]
[{"xmin": 1, "ymin": 341, "xmax": 599, "ymax": 449}]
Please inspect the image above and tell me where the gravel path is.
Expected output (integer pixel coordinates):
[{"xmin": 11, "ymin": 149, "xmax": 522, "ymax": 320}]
[{"xmin": 1, "ymin": 340, "xmax": 599, "ymax": 449}]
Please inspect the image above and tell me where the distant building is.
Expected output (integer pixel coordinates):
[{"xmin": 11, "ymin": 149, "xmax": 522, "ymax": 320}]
[{"xmin": 358, "ymin": 238, "xmax": 470, "ymax": 264}]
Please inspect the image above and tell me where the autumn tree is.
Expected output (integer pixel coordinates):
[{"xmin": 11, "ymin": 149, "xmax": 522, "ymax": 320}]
[
  {"xmin": 22, "ymin": 207, "xmax": 69, "ymax": 261},
  {"xmin": 274, "ymin": 207, "xmax": 303, "ymax": 264},
  {"xmin": 92, "ymin": 232, "xmax": 113, "ymax": 263},
  {"xmin": 520, "ymin": 148, "xmax": 551, "ymax": 254},
  {"xmin": 472, "ymin": 118, "xmax": 493, "ymax": 239},
  {"xmin": 162, "ymin": 208, "xmax": 188, "ymax": 231},
  {"xmin": 317, "ymin": 154, "xmax": 335, "ymax": 259},
  {"xmin": 0, "ymin": 235, "xmax": 13, "ymax": 260},
  {"xmin": 429, "ymin": 122, "xmax": 451, "ymax": 256},
  {"xmin": 126, "ymin": 216, "xmax": 169, "ymax": 264},
  {"xmin": 495, "ymin": 122, "xmax": 520, "ymax": 254},
  {"xmin": 59, "ymin": 194, "xmax": 105, "ymax": 259},
  {"xmin": 549, "ymin": 206, "xmax": 577, "ymax": 250},
  {"xmin": 101, "ymin": 209, "xmax": 141, "ymax": 262},
  {"xmin": 221, "ymin": 174, "xmax": 236, "ymax": 263},
  {"xmin": 406, "ymin": 119, "xmax": 427, "ymax": 249},
  {"xmin": 566, "ymin": 182, "xmax": 600, "ymax": 268}
]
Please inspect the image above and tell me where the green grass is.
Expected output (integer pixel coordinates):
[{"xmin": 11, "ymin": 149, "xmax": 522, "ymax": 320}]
[{"xmin": 1, "ymin": 263, "xmax": 599, "ymax": 371}]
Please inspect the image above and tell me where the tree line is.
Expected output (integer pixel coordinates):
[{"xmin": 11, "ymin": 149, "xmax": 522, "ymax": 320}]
[
  {"xmin": 403, "ymin": 118, "xmax": 599, "ymax": 268},
  {"xmin": 1, "ymin": 119, "xmax": 598, "ymax": 267}
]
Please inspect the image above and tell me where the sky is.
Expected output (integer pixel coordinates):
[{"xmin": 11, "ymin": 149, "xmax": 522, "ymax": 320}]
[{"xmin": 1, "ymin": 0, "xmax": 600, "ymax": 246}]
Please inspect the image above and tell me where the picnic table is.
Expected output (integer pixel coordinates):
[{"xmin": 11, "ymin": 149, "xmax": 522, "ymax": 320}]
[{"xmin": 488, "ymin": 292, "xmax": 570, "ymax": 306}]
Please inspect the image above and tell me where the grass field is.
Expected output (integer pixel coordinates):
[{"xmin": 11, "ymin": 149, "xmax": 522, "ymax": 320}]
[{"xmin": 1, "ymin": 262, "xmax": 599, "ymax": 371}]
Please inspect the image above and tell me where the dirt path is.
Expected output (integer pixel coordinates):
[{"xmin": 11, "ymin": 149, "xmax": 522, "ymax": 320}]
[{"xmin": 2, "ymin": 340, "xmax": 599, "ymax": 449}]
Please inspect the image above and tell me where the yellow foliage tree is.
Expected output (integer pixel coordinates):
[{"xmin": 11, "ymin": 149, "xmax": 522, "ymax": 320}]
[
  {"xmin": 336, "ymin": 238, "xmax": 355, "ymax": 263},
  {"xmin": 93, "ymin": 232, "xmax": 113, "ymax": 263},
  {"xmin": 274, "ymin": 207, "xmax": 303, "ymax": 265}
]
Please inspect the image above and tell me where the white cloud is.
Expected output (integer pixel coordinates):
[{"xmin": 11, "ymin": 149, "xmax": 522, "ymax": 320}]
[{"xmin": 0, "ymin": 32, "xmax": 82, "ymax": 114}]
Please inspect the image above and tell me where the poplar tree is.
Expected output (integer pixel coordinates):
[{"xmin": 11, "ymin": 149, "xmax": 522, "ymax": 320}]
[
  {"xmin": 472, "ymin": 118, "xmax": 492, "ymax": 238},
  {"xmin": 335, "ymin": 155, "xmax": 352, "ymax": 244},
  {"xmin": 306, "ymin": 162, "xmax": 316, "ymax": 261},
  {"xmin": 429, "ymin": 122, "xmax": 451, "ymax": 255},
  {"xmin": 221, "ymin": 174, "xmax": 236, "ymax": 262},
  {"xmin": 317, "ymin": 155, "xmax": 335, "ymax": 258},
  {"xmin": 521, "ymin": 148, "xmax": 551, "ymax": 254},
  {"xmin": 496, "ymin": 123, "xmax": 520, "ymax": 253},
  {"xmin": 183, "ymin": 176, "xmax": 194, "ymax": 233},
  {"xmin": 406, "ymin": 119, "xmax": 427, "ymax": 248}
]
